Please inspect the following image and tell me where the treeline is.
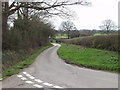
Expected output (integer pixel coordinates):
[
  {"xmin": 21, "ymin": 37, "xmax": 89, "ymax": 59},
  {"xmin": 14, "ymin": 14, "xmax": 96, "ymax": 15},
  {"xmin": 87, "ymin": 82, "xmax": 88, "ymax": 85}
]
[
  {"xmin": 3, "ymin": 17, "xmax": 54, "ymax": 70},
  {"xmin": 3, "ymin": 18, "xmax": 54, "ymax": 50},
  {"xmin": 56, "ymin": 34, "xmax": 119, "ymax": 52}
]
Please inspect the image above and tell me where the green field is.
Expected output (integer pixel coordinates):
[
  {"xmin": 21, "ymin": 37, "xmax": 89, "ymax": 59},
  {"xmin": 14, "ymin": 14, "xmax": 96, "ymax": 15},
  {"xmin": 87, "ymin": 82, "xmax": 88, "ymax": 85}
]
[
  {"xmin": 58, "ymin": 44, "xmax": 119, "ymax": 72},
  {"xmin": 2, "ymin": 45, "xmax": 52, "ymax": 79},
  {"xmin": 56, "ymin": 34, "xmax": 68, "ymax": 38},
  {"xmin": 94, "ymin": 33, "xmax": 108, "ymax": 36}
]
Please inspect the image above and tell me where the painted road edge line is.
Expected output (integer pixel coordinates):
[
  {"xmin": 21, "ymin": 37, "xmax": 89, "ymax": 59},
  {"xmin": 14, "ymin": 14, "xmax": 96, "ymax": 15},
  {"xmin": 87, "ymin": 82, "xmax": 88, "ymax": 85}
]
[
  {"xmin": 25, "ymin": 81, "xmax": 34, "ymax": 84},
  {"xmin": 21, "ymin": 77, "xmax": 27, "ymax": 80},
  {"xmin": 17, "ymin": 75, "xmax": 23, "ymax": 78},
  {"xmin": 17, "ymin": 72, "xmax": 64, "ymax": 88},
  {"xmin": 35, "ymin": 79, "xmax": 43, "ymax": 83},
  {"xmin": 53, "ymin": 85, "xmax": 63, "ymax": 88},
  {"xmin": 43, "ymin": 82, "xmax": 53, "ymax": 86},
  {"xmin": 33, "ymin": 84, "xmax": 43, "ymax": 88}
]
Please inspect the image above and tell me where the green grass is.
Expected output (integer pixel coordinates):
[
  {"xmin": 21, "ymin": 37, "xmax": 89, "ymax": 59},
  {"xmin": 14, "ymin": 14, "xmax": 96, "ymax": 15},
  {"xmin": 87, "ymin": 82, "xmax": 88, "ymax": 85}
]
[
  {"xmin": 2, "ymin": 45, "xmax": 52, "ymax": 79},
  {"xmin": 94, "ymin": 33, "xmax": 108, "ymax": 36},
  {"xmin": 0, "ymin": 76, "xmax": 2, "ymax": 79},
  {"xmin": 51, "ymin": 40, "xmax": 56, "ymax": 43},
  {"xmin": 58, "ymin": 44, "xmax": 119, "ymax": 72},
  {"xmin": 56, "ymin": 34, "xmax": 68, "ymax": 38}
]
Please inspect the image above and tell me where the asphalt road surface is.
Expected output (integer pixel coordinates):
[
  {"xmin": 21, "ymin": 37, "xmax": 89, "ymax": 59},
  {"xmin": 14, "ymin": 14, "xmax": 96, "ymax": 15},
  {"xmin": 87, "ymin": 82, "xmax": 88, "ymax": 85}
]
[{"xmin": 2, "ymin": 43, "xmax": 118, "ymax": 88}]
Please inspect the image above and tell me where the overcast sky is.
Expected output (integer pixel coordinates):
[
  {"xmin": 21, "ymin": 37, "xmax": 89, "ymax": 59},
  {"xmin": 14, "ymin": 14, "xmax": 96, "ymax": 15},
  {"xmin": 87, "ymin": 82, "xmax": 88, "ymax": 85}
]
[{"xmin": 51, "ymin": 0, "xmax": 119, "ymax": 30}]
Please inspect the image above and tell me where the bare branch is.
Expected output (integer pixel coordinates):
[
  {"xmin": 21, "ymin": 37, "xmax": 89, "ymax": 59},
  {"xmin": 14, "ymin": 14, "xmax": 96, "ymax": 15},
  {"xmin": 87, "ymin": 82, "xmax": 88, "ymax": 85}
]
[
  {"xmin": 9, "ymin": 2, "xmax": 16, "ymax": 9},
  {"xmin": 8, "ymin": 0, "xmax": 91, "ymax": 16}
]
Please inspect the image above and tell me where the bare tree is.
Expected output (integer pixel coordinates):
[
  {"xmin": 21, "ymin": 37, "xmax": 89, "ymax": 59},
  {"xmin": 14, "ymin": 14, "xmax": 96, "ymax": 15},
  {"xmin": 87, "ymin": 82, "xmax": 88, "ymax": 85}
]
[
  {"xmin": 99, "ymin": 19, "xmax": 117, "ymax": 33},
  {"xmin": 59, "ymin": 21, "xmax": 77, "ymax": 39},
  {"xmin": 2, "ymin": 1, "xmax": 91, "ymax": 31}
]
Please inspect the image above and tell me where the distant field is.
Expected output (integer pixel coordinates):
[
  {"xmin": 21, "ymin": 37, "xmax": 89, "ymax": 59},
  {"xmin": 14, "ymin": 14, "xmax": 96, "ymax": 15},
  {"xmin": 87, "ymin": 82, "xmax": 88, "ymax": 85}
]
[
  {"xmin": 94, "ymin": 33, "xmax": 108, "ymax": 36},
  {"xmin": 56, "ymin": 33, "xmax": 109, "ymax": 38},
  {"xmin": 56, "ymin": 34, "xmax": 68, "ymax": 38},
  {"xmin": 58, "ymin": 44, "xmax": 119, "ymax": 72}
]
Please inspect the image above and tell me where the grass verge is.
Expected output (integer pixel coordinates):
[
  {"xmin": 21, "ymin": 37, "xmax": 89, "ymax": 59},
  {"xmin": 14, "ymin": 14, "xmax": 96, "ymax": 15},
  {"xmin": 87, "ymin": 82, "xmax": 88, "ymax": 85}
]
[
  {"xmin": 58, "ymin": 44, "xmax": 119, "ymax": 73},
  {"xmin": 2, "ymin": 45, "xmax": 52, "ymax": 79}
]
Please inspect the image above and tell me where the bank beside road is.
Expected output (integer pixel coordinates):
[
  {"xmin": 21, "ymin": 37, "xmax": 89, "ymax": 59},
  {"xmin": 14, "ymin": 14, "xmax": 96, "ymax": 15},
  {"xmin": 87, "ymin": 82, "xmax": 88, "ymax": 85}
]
[
  {"xmin": 2, "ymin": 45, "xmax": 53, "ymax": 80},
  {"xmin": 58, "ymin": 44, "xmax": 119, "ymax": 73}
]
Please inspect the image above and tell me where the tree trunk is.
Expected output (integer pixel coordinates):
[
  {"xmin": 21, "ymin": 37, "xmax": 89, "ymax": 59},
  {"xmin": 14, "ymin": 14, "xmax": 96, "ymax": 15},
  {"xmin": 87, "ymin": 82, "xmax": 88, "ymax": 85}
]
[
  {"xmin": 2, "ymin": 2, "xmax": 9, "ymax": 32},
  {"xmin": 2, "ymin": 13, "xmax": 8, "ymax": 33},
  {"xmin": 2, "ymin": 2, "xmax": 9, "ymax": 50}
]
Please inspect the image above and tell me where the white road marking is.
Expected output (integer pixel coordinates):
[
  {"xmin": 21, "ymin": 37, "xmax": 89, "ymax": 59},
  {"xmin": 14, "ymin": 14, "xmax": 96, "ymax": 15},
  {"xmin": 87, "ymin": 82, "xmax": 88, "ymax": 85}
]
[
  {"xmin": 53, "ymin": 86, "xmax": 63, "ymax": 88},
  {"xmin": 17, "ymin": 72, "xmax": 64, "ymax": 88},
  {"xmin": 17, "ymin": 75, "xmax": 23, "ymax": 78},
  {"xmin": 21, "ymin": 77, "xmax": 27, "ymax": 80},
  {"xmin": 33, "ymin": 84, "xmax": 43, "ymax": 88},
  {"xmin": 26, "ymin": 74, "xmax": 31, "ymax": 77},
  {"xmin": 29, "ymin": 76, "xmax": 35, "ymax": 79},
  {"xmin": 25, "ymin": 81, "xmax": 34, "ymax": 84},
  {"xmin": 24, "ymin": 73, "xmax": 35, "ymax": 79},
  {"xmin": 43, "ymin": 82, "xmax": 53, "ymax": 86},
  {"xmin": 35, "ymin": 79, "xmax": 43, "ymax": 83},
  {"xmin": 23, "ymin": 72, "xmax": 27, "ymax": 75}
]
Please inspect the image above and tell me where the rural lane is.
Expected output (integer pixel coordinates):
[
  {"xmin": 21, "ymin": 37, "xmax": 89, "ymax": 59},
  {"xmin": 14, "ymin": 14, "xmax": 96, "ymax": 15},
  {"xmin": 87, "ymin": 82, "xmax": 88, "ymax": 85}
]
[{"xmin": 2, "ymin": 43, "xmax": 118, "ymax": 88}]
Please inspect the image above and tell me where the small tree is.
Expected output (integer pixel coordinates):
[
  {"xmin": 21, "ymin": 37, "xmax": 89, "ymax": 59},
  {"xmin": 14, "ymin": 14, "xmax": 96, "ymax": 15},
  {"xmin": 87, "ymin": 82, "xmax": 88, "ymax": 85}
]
[
  {"xmin": 59, "ymin": 21, "xmax": 77, "ymax": 39},
  {"xmin": 99, "ymin": 19, "xmax": 117, "ymax": 34}
]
